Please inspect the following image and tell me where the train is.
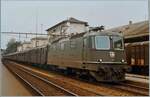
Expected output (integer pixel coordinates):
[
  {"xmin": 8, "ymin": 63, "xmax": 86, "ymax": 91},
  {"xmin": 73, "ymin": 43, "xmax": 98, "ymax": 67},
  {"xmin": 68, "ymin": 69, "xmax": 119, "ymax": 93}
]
[
  {"xmin": 2, "ymin": 31, "xmax": 130, "ymax": 82},
  {"xmin": 125, "ymin": 41, "xmax": 149, "ymax": 75}
]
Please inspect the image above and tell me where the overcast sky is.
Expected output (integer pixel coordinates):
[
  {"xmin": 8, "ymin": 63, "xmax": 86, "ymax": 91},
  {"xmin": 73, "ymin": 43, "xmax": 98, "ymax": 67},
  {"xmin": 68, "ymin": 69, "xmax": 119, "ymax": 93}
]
[{"xmin": 0, "ymin": 0, "xmax": 148, "ymax": 49}]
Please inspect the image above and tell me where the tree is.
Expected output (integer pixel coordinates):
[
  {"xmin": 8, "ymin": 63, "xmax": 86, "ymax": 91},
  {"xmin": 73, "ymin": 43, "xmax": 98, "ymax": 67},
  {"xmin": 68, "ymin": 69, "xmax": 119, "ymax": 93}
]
[{"xmin": 5, "ymin": 38, "xmax": 21, "ymax": 54}]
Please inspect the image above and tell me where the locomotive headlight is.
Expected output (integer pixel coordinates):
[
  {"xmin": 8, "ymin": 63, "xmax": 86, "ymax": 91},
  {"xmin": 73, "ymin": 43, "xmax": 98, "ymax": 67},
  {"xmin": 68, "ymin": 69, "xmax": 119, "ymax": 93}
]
[
  {"xmin": 109, "ymin": 52, "xmax": 115, "ymax": 58},
  {"xmin": 97, "ymin": 59, "xmax": 103, "ymax": 62},
  {"xmin": 99, "ymin": 59, "xmax": 103, "ymax": 62},
  {"xmin": 121, "ymin": 59, "xmax": 125, "ymax": 63}
]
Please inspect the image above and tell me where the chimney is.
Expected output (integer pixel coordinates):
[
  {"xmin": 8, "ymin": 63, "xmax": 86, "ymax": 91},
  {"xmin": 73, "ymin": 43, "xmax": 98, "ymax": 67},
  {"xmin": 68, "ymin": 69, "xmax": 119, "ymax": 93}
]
[{"xmin": 129, "ymin": 20, "xmax": 132, "ymax": 25}]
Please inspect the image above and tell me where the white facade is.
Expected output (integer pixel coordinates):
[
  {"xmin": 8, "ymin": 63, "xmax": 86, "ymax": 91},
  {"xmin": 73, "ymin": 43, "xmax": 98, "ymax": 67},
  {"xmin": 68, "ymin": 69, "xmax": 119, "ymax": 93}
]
[
  {"xmin": 66, "ymin": 23, "xmax": 87, "ymax": 34},
  {"xmin": 47, "ymin": 22, "xmax": 87, "ymax": 36},
  {"xmin": 17, "ymin": 45, "xmax": 23, "ymax": 52},
  {"xmin": 17, "ymin": 37, "xmax": 48, "ymax": 52},
  {"xmin": 46, "ymin": 17, "xmax": 88, "ymax": 43},
  {"xmin": 31, "ymin": 37, "xmax": 48, "ymax": 47},
  {"xmin": 22, "ymin": 42, "xmax": 32, "ymax": 51},
  {"xmin": 17, "ymin": 42, "xmax": 32, "ymax": 52}
]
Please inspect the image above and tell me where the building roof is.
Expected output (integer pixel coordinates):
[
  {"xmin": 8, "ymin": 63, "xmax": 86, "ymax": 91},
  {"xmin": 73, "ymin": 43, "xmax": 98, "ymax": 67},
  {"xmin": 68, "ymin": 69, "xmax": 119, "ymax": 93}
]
[
  {"xmin": 31, "ymin": 37, "xmax": 48, "ymax": 41},
  {"xmin": 46, "ymin": 17, "xmax": 88, "ymax": 31},
  {"xmin": 106, "ymin": 20, "xmax": 149, "ymax": 38}
]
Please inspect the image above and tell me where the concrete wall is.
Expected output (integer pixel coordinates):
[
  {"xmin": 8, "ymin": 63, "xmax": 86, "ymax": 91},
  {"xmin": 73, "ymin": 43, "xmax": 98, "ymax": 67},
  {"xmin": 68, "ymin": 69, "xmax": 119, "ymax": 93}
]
[{"xmin": 65, "ymin": 23, "xmax": 87, "ymax": 34}]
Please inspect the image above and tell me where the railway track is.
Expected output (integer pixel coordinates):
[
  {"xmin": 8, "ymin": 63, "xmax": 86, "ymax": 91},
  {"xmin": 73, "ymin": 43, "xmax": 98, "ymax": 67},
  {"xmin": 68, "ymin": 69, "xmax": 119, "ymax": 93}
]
[
  {"xmin": 5, "ymin": 62, "xmax": 77, "ymax": 96},
  {"xmin": 124, "ymin": 79, "xmax": 149, "ymax": 88},
  {"xmin": 126, "ymin": 74, "xmax": 149, "ymax": 79},
  {"xmin": 4, "ymin": 60, "xmax": 103, "ymax": 96},
  {"xmin": 71, "ymin": 75, "xmax": 149, "ymax": 96},
  {"xmin": 120, "ymin": 81, "xmax": 149, "ymax": 91},
  {"xmin": 110, "ymin": 82, "xmax": 149, "ymax": 96},
  {"xmin": 3, "ymin": 60, "xmax": 149, "ymax": 96}
]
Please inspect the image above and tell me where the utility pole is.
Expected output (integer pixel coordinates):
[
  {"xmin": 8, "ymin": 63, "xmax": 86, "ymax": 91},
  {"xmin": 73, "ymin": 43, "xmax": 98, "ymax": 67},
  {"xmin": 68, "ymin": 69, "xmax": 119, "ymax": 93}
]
[
  {"xmin": 19, "ymin": 32, "xmax": 20, "ymax": 42},
  {"xmin": 35, "ymin": 8, "xmax": 38, "ymax": 47},
  {"xmin": 41, "ymin": 24, "xmax": 43, "ymax": 34}
]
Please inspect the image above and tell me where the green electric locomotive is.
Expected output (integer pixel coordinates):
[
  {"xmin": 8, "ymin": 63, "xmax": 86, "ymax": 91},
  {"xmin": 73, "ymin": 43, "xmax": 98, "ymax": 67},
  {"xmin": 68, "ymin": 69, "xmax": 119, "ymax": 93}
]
[{"xmin": 3, "ymin": 31, "xmax": 129, "ymax": 82}]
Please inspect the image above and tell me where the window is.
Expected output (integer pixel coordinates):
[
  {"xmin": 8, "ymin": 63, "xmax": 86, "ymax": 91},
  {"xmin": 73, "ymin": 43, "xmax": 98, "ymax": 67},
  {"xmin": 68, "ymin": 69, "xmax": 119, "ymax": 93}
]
[
  {"xmin": 53, "ymin": 28, "xmax": 56, "ymax": 32},
  {"xmin": 36, "ymin": 41, "xmax": 39, "ymax": 47},
  {"xmin": 95, "ymin": 36, "xmax": 110, "ymax": 50},
  {"xmin": 112, "ymin": 36, "xmax": 124, "ymax": 50}
]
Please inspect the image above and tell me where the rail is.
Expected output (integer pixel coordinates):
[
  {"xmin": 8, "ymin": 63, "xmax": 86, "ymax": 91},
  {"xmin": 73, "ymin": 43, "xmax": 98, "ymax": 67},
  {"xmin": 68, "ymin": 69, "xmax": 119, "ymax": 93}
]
[
  {"xmin": 126, "ymin": 73, "xmax": 149, "ymax": 79},
  {"xmin": 3, "ymin": 60, "xmax": 149, "ymax": 96},
  {"xmin": 5, "ymin": 62, "xmax": 78, "ymax": 96}
]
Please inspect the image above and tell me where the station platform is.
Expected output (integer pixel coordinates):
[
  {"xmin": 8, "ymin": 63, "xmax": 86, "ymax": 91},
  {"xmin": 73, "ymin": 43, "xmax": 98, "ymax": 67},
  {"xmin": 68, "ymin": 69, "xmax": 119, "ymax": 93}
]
[{"xmin": 0, "ymin": 58, "xmax": 32, "ymax": 96}]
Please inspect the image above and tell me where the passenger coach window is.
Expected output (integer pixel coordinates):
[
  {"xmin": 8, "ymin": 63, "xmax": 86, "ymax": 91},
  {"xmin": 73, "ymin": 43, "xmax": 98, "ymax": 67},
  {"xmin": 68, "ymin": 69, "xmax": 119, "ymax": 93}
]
[{"xmin": 95, "ymin": 36, "xmax": 110, "ymax": 50}]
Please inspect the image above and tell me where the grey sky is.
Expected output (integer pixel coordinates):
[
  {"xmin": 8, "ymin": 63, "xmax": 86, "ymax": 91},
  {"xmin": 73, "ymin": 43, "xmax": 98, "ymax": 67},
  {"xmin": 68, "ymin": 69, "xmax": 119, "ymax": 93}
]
[{"xmin": 1, "ymin": 0, "xmax": 148, "ymax": 49}]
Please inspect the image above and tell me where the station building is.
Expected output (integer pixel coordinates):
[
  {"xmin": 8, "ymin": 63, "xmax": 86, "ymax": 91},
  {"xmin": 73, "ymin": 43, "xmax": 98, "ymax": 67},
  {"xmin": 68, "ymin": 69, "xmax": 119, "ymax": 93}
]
[
  {"xmin": 17, "ymin": 37, "xmax": 48, "ymax": 52},
  {"xmin": 106, "ymin": 20, "xmax": 149, "ymax": 43},
  {"xmin": 17, "ymin": 41, "xmax": 32, "ymax": 52},
  {"xmin": 31, "ymin": 37, "xmax": 48, "ymax": 47},
  {"xmin": 107, "ymin": 20, "xmax": 149, "ymax": 75},
  {"xmin": 46, "ymin": 17, "xmax": 89, "ymax": 43}
]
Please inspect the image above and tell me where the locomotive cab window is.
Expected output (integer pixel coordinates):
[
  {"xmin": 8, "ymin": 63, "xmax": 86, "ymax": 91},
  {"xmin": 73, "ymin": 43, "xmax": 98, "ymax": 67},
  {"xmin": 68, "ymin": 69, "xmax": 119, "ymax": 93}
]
[
  {"xmin": 112, "ymin": 36, "xmax": 124, "ymax": 50},
  {"xmin": 95, "ymin": 36, "xmax": 110, "ymax": 50}
]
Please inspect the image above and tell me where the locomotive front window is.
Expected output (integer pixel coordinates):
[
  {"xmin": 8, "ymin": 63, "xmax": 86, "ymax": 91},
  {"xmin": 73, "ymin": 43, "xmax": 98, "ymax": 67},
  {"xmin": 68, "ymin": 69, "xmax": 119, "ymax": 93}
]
[
  {"xmin": 112, "ymin": 36, "xmax": 124, "ymax": 50},
  {"xmin": 95, "ymin": 36, "xmax": 110, "ymax": 50}
]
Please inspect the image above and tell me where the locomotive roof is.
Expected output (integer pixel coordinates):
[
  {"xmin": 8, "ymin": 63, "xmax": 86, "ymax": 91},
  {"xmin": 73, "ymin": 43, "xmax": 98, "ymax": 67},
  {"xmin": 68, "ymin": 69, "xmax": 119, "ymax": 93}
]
[
  {"xmin": 69, "ymin": 31, "xmax": 122, "ymax": 39},
  {"xmin": 4, "ymin": 45, "xmax": 48, "ymax": 56},
  {"xmin": 50, "ymin": 31, "xmax": 123, "ymax": 44},
  {"xmin": 125, "ymin": 41, "xmax": 149, "ymax": 46},
  {"xmin": 83, "ymin": 31, "xmax": 123, "ymax": 37}
]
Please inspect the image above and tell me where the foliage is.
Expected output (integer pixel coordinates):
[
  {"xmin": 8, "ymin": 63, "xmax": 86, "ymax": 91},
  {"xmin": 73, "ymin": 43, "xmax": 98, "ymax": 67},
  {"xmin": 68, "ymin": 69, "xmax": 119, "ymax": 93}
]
[{"xmin": 4, "ymin": 38, "xmax": 21, "ymax": 54}]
